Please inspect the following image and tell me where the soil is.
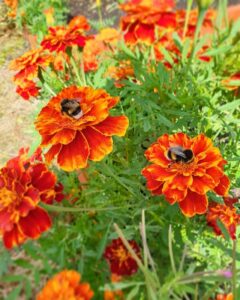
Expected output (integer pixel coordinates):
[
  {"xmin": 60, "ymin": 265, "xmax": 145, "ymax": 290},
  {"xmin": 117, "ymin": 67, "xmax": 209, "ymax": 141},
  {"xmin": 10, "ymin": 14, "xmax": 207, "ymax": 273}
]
[{"xmin": 0, "ymin": 31, "xmax": 37, "ymax": 166}]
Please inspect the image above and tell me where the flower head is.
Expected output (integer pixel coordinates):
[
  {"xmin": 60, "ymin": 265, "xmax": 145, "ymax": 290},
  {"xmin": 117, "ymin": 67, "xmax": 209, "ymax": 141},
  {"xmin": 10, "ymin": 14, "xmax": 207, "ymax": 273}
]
[
  {"xmin": 142, "ymin": 133, "xmax": 230, "ymax": 217},
  {"xmin": 222, "ymin": 72, "xmax": 240, "ymax": 91},
  {"xmin": 35, "ymin": 86, "xmax": 129, "ymax": 171},
  {"xmin": 41, "ymin": 23, "xmax": 87, "ymax": 53},
  {"xmin": 16, "ymin": 80, "xmax": 40, "ymax": 100},
  {"xmin": 104, "ymin": 238, "xmax": 141, "ymax": 276},
  {"xmin": 36, "ymin": 270, "xmax": 94, "ymax": 300},
  {"xmin": 83, "ymin": 39, "xmax": 106, "ymax": 72},
  {"xmin": 207, "ymin": 197, "xmax": 240, "ymax": 239},
  {"xmin": 9, "ymin": 48, "xmax": 52, "ymax": 84},
  {"xmin": 96, "ymin": 28, "xmax": 121, "ymax": 44},
  {"xmin": 68, "ymin": 15, "xmax": 90, "ymax": 33},
  {"xmin": 214, "ymin": 293, "xmax": 233, "ymax": 300},
  {"xmin": 106, "ymin": 61, "xmax": 135, "ymax": 88},
  {"xmin": 0, "ymin": 148, "xmax": 64, "ymax": 249},
  {"xmin": 104, "ymin": 274, "xmax": 124, "ymax": 300},
  {"xmin": 4, "ymin": 0, "xmax": 17, "ymax": 17}
]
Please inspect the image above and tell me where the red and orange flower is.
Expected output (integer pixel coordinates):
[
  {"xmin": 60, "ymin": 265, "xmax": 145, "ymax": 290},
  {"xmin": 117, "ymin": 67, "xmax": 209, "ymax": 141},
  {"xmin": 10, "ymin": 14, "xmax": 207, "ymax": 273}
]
[
  {"xmin": 106, "ymin": 61, "xmax": 135, "ymax": 88},
  {"xmin": 16, "ymin": 79, "xmax": 40, "ymax": 100},
  {"xmin": 214, "ymin": 293, "xmax": 233, "ymax": 300},
  {"xmin": 104, "ymin": 274, "xmax": 124, "ymax": 300},
  {"xmin": 104, "ymin": 238, "xmax": 141, "ymax": 276},
  {"xmin": 222, "ymin": 72, "xmax": 240, "ymax": 91},
  {"xmin": 36, "ymin": 270, "xmax": 94, "ymax": 300},
  {"xmin": 142, "ymin": 133, "xmax": 230, "ymax": 217},
  {"xmin": 120, "ymin": 0, "xmax": 176, "ymax": 44},
  {"xmin": 41, "ymin": 18, "xmax": 88, "ymax": 53},
  {"xmin": 9, "ymin": 48, "xmax": 52, "ymax": 84},
  {"xmin": 0, "ymin": 148, "xmax": 64, "ymax": 249},
  {"xmin": 35, "ymin": 86, "xmax": 129, "ymax": 171},
  {"xmin": 207, "ymin": 197, "xmax": 240, "ymax": 240}
]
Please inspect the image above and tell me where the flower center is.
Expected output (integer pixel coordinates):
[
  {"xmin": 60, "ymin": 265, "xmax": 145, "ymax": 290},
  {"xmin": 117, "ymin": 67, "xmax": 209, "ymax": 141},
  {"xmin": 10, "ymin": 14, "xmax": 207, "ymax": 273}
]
[
  {"xmin": 113, "ymin": 246, "xmax": 130, "ymax": 264},
  {"xmin": 0, "ymin": 187, "xmax": 18, "ymax": 210},
  {"xmin": 168, "ymin": 160, "xmax": 197, "ymax": 176}
]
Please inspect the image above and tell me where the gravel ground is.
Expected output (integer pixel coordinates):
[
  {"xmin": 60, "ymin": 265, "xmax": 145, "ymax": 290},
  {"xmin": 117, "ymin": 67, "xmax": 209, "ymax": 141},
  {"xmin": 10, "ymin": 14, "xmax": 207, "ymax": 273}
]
[{"xmin": 0, "ymin": 32, "xmax": 37, "ymax": 166}]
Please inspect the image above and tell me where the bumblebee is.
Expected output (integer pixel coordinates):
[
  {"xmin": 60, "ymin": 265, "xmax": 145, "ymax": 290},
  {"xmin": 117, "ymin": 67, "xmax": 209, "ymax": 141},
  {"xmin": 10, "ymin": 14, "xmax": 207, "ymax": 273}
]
[
  {"xmin": 167, "ymin": 146, "xmax": 194, "ymax": 163},
  {"xmin": 60, "ymin": 98, "xmax": 83, "ymax": 119}
]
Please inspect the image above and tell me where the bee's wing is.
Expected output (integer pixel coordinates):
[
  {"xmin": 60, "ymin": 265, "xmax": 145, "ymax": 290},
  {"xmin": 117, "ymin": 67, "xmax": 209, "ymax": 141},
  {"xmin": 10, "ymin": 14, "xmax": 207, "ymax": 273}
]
[{"xmin": 170, "ymin": 146, "xmax": 186, "ymax": 158}]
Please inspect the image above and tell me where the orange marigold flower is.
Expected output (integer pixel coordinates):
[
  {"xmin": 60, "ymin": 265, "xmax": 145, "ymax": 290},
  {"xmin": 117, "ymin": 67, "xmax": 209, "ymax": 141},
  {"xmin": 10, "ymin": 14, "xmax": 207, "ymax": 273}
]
[
  {"xmin": 36, "ymin": 270, "xmax": 94, "ymax": 300},
  {"xmin": 68, "ymin": 15, "xmax": 90, "ymax": 33},
  {"xmin": 222, "ymin": 72, "xmax": 240, "ymax": 91},
  {"xmin": 106, "ymin": 61, "xmax": 135, "ymax": 88},
  {"xmin": 142, "ymin": 133, "xmax": 230, "ymax": 217},
  {"xmin": 104, "ymin": 274, "xmax": 124, "ymax": 300},
  {"xmin": 214, "ymin": 293, "xmax": 233, "ymax": 300},
  {"xmin": 0, "ymin": 148, "xmax": 64, "ymax": 249},
  {"xmin": 41, "ymin": 24, "xmax": 86, "ymax": 53},
  {"xmin": 35, "ymin": 86, "xmax": 129, "ymax": 171},
  {"xmin": 16, "ymin": 80, "xmax": 40, "ymax": 100},
  {"xmin": 96, "ymin": 28, "xmax": 121, "ymax": 44},
  {"xmin": 52, "ymin": 52, "xmax": 70, "ymax": 71},
  {"xmin": 207, "ymin": 197, "xmax": 240, "ymax": 240},
  {"xmin": 120, "ymin": 0, "xmax": 176, "ymax": 44},
  {"xmin": 176, "ymin": 9, "xmax": 215, "ymax": 38},
  {"xmin": 83, "ymin": 39, "xmax": 106, "ymax": 72},
  {"xmin": 9, "ymin": 48, "xmax": 52, "ymax": 84},
  {"xmin": 104, "ymin": 238, "xmax": 141, "ymax": 276},
  {"xmin": 4, "ymin": 0, "xmax": 17, "ymax": 17}
]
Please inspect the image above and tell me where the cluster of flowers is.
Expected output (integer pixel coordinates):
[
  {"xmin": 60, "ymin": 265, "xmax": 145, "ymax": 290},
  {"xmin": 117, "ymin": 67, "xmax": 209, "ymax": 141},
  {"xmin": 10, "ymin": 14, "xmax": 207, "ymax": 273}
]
[
  {"xmin": 35, "ymin": 237, "xmax": 140, "ymax": 299},
  {"xmin": 0, "ymin": 148, "xmax": 64, "ymax": 249},
  {"xmin": 1, "ymin": 0, "xmax": 240, "ymax": 298},
  {"xmin": 120, "ymin": 0, "xmax": 214, "ymax": 64},
  {"xmin": 3, "ymin": 0, "xmax": 239, "ymax": 249}
]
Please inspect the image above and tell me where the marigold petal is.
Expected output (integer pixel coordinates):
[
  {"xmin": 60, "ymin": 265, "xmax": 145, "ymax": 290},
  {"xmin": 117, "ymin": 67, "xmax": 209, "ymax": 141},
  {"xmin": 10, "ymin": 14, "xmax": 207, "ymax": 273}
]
[
  {"xmin": 135, "ymin": 23, "xmax": 155, "ymax": 43},
  {"xmin": 164, "ymin": 187, "xmax": 187, "ymax": 203},
  {"xmin": 0, "ymin": 210, "xmax": 13, "ymax": 232},
  {"xmin": 57, "ymin": 131, "xmax": 90, "ymax": 171},
  {"xmin": 141, "ymin": 167, "xmax": 163, "ymax": 194},
  {"xmin": 94, "ymin": 116, "xmax": 129, "ymax": 137},
  {"xmin": 31, "ymin": 164, "xmax": 56, "ymax": 191},
  {"xmin": 144, "ymin": 143, "xmax": 169, "ymax": 166},
  {"xmin": 191, "ymin": 134, "xmax": 212, "ymax": 156},
  {"xmin": 19, "ymin": 207, "xmax": 51, "ymax": 239},
  {"xmin": 3, "ymin": 224, "xmax": 26, "ymax": 249},
  {"xmin": 214, "ymin": 175, "xmax": 230, "ymax": 196},
  {"xmin": 49, "ymin": 128, "xmax": 76, "ymax": 145},
  {"xmin": 179, "ymin": 191, "xmax": 208, "ymax": 217},
  {"xmin": 169, "ymin": 132, "xmax": 191, "ymax": 148},
  {"xmin": 190, "ymin": 174, "xmax": 216, "ymax": 194},
  {"xmin": 82, "ymin": 127, "xmax": 113, "ymax": 161},
  {"xmin": 167, "ymin": 174, "xmax": 193, "ymax": 190},
  {"xmin": 45, "ymin": 144, "xmax": 62, "ymax": 165}
]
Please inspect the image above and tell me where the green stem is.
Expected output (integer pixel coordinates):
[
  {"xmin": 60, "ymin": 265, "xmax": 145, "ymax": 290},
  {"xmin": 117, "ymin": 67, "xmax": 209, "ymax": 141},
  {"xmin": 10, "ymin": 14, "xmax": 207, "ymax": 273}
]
[
  {"xmin": 232, "ymin": 239, "xmax": 237, "ymax": 299},
  {"xmin": 190, "ymin": 8, "xmax": 207, "ymax": 61},
  {"xmin": 97, "ymin": 3, "xmax": 103, "ymax": 28},
  {"xmin": 114, "ymin": 223, "xmax": 159, "ymax": 298},
  {"xmin": 183, "ymin": 0, "xmax": 194, "ymax": 38},
  {"xmin": 70, "ymin": 57, "xmax": 83, "ymax": 86},
  {"xmin": 41, "ymin": 203, "xmax": 133, "ymax": 213},
  {"xmin": 168, "ymin": 225, "xmax": 177, "ymax": 275},
  {"xmin": 43, "ymin": 82, "xmax": 56, "ymax": 96},
  {"xmin": 100, "ymin": 161, "xmax": 136, "ymax": 197}
]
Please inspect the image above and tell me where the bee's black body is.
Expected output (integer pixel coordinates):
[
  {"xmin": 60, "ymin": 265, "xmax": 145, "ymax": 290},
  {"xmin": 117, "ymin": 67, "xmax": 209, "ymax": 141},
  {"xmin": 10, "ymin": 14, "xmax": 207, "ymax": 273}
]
[
  {"xmin": 167, "ymin": 146, "xmax": 194, "ymax": 163},
  {"xmin": 60, "ymin": 99, "xmax": 82, "ymax": 119}
]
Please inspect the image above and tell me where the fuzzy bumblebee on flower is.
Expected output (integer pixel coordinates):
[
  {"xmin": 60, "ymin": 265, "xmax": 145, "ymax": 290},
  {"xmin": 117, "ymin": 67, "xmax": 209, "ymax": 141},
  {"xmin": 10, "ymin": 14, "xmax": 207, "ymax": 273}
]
[{"xmin": 142, "ymin": 133, "xmax": 230, "ymax": 217}]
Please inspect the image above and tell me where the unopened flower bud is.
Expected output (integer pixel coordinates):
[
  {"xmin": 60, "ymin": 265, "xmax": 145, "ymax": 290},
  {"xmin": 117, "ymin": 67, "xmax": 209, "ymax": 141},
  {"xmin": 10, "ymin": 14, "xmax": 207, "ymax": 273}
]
[{"xmin": 196, "ymin": 0, "xmax": 214, "ymax": 10}]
